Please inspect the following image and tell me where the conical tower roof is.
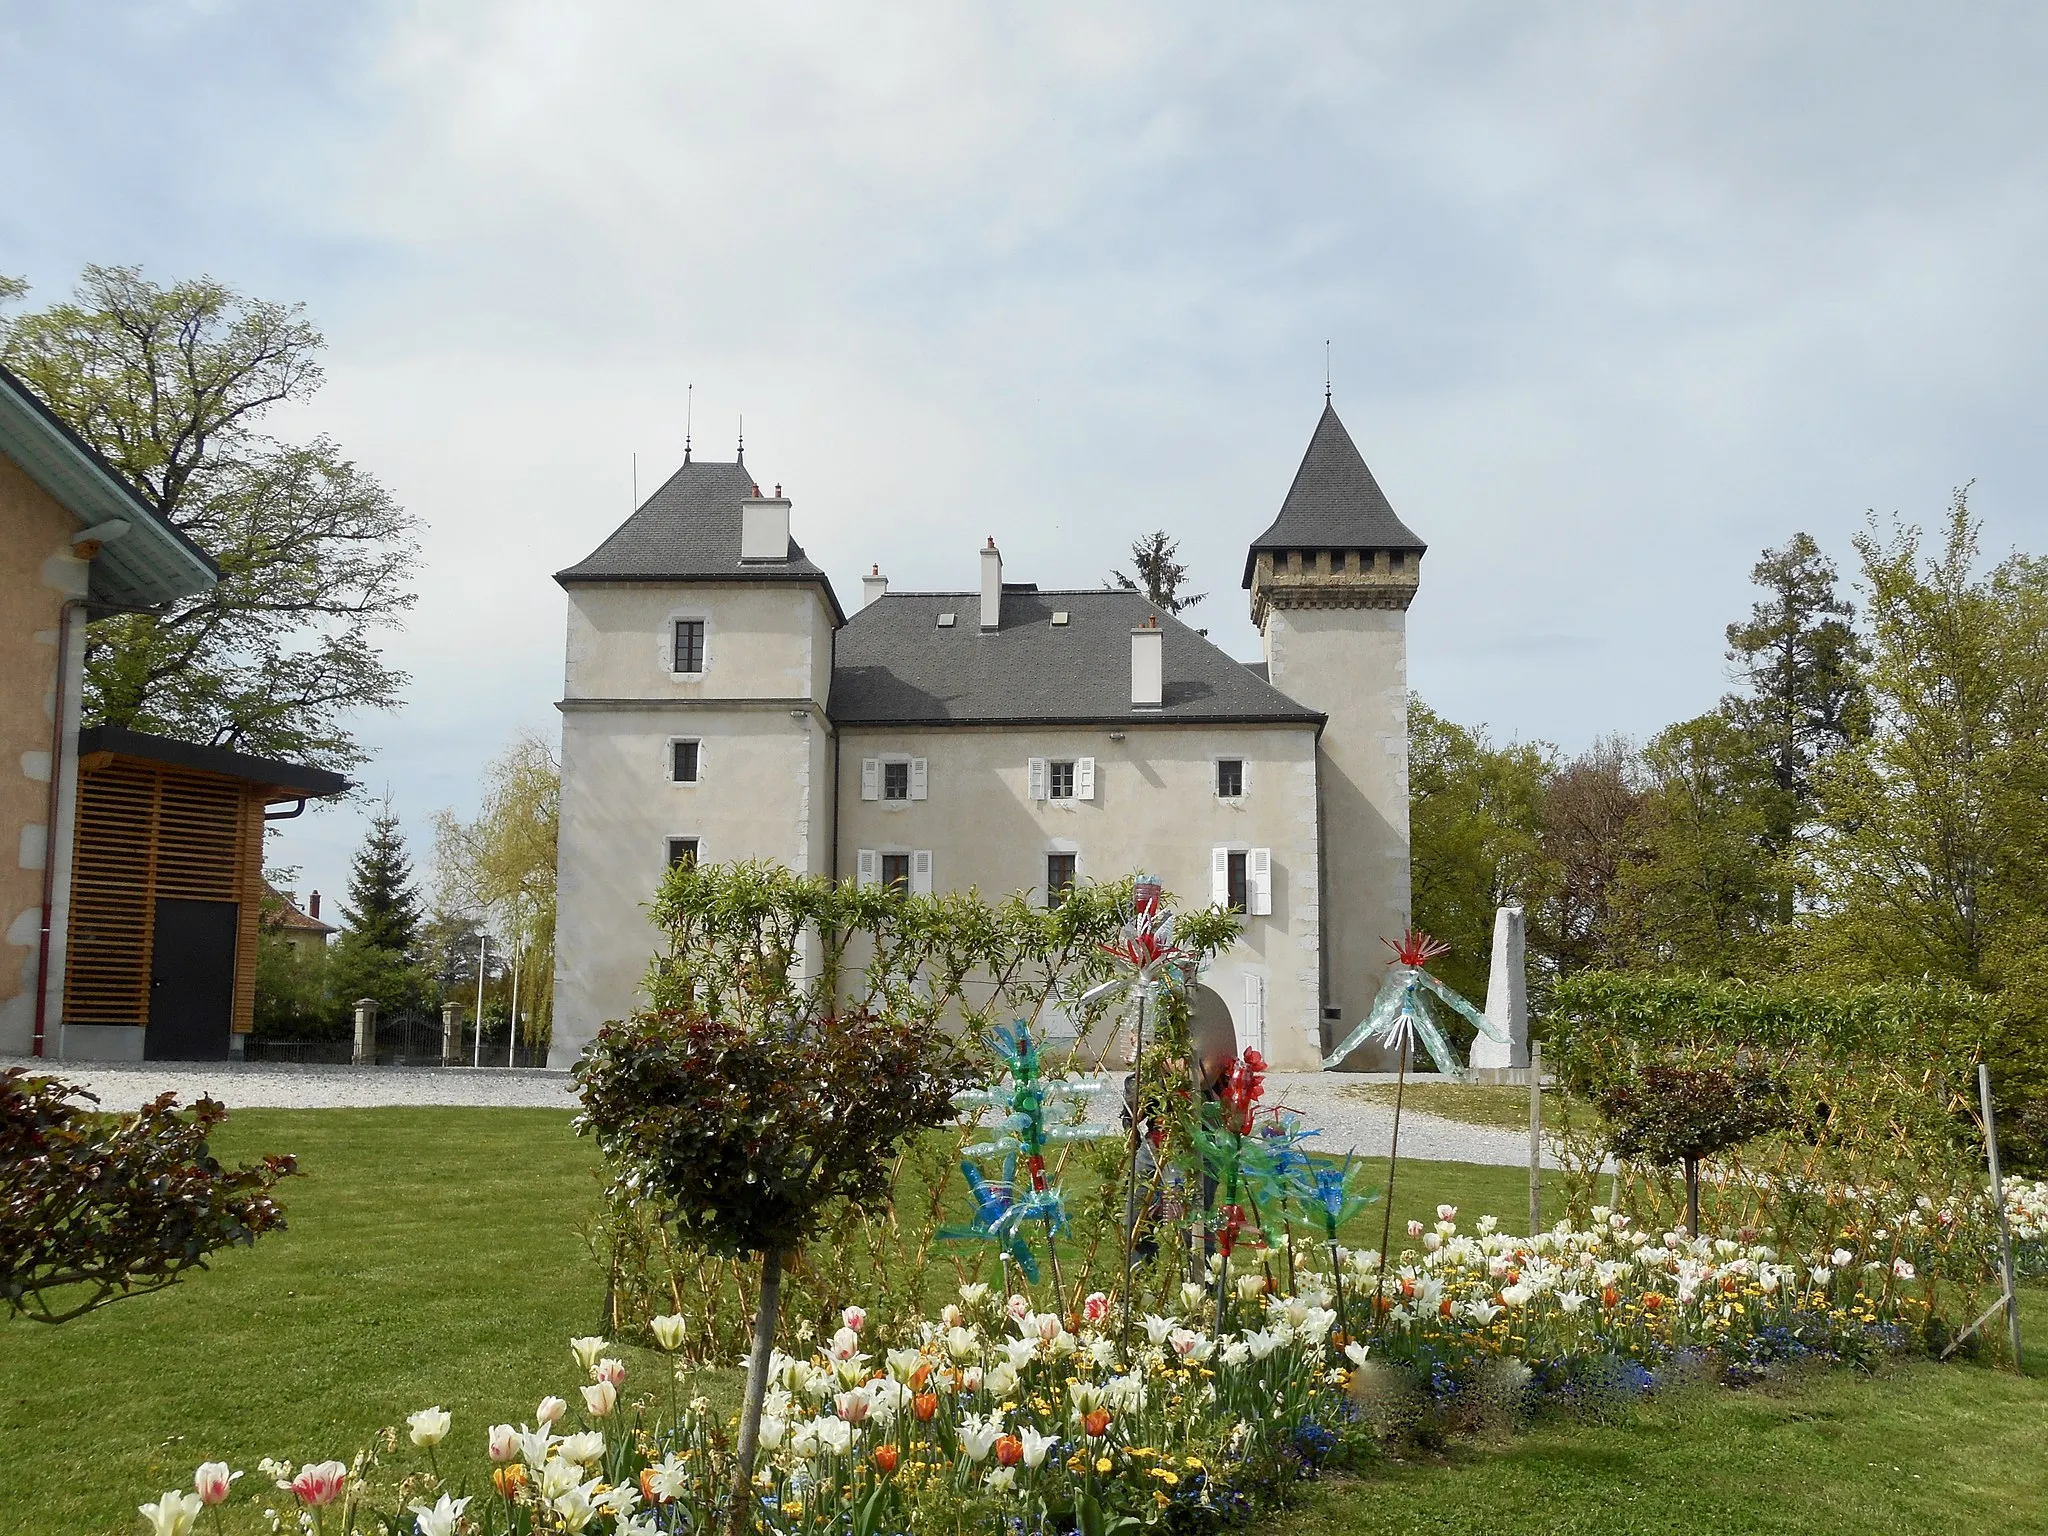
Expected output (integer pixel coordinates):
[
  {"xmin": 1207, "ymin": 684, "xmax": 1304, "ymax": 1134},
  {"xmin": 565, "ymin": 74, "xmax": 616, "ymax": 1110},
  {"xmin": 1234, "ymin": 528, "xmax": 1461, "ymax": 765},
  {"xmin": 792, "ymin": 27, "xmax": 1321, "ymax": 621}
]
[{"xmin": 1241, "ymin": 402, "xmax": 1424, "ymax": 587}]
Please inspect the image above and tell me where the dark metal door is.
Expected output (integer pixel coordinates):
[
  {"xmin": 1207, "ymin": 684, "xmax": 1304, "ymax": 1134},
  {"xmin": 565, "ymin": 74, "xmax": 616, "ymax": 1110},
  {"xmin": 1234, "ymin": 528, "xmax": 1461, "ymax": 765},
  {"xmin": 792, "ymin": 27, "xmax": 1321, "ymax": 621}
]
[{"xmin": 145, "ymin": 898, "xmax": 237, "ymax": 1061}]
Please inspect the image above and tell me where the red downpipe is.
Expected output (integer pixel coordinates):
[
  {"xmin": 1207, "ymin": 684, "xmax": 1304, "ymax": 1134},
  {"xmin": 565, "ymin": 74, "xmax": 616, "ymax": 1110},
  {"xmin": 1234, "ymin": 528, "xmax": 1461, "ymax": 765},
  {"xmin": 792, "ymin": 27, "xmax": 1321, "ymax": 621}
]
[{"xmin": 32, "ymin": 598, "xmax": 86, "ymax": 1058}]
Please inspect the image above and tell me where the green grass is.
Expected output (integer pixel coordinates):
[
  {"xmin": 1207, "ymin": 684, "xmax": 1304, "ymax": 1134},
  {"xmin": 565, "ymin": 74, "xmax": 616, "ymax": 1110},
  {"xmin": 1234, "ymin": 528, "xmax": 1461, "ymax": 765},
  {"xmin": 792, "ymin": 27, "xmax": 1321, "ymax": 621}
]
[
  {"xmin": 5, "ymin": 1108, "xmax": 2045, "ymax": 1535},
  {"xmin": 0, "ymin": 1109, "xmax": 611, "ymax": 1536},
  {"xmin": 1281, "ymin": 1328, "xmax": 2048, "ymax": 1534}
]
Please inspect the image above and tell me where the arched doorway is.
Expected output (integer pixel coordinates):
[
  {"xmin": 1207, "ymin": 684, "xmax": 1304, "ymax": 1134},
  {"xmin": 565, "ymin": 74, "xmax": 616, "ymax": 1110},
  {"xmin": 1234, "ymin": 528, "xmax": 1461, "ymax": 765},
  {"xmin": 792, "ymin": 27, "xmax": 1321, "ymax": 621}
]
[{"xmin": 1188, "ymin": 983, "xmax": 1238, "ymax": 1089}]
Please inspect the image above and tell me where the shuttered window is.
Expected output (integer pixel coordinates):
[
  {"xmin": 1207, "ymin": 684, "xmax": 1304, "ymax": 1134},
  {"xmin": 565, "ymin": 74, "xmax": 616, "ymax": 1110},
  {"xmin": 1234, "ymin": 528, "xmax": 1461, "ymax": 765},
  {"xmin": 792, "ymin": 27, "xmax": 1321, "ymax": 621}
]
[
  {"xmin": 911, "ymin": 850, "xmax": 934, "ymax": 896},
  {"xmin": 881, "ymin": 853, "xmax": 912, "ymax": 892}
]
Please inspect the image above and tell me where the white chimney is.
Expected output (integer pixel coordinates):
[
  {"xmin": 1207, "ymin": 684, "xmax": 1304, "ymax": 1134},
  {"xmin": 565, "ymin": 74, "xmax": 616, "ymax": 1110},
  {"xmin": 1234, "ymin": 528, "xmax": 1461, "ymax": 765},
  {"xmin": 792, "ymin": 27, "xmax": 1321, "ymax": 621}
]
[
  {"xmin": 863, "ymin": 564, "xmax": 889, "ymax": 607},
  {"xmin": 740, "ymin": 483, "xmax": 791, "ymax": 562},
  {"xmin": 1131, "ymin": 617, "xmax": 1163, "ymax": 708},
  {"xmin": 980, "ymin": 537, "xmax": 1002, "ymax": 630}
]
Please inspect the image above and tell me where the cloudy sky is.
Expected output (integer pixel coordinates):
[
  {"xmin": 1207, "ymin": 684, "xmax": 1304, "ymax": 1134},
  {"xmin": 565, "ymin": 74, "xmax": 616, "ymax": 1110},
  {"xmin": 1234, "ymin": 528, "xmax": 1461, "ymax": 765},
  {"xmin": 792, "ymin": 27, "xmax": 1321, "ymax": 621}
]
[{"xmin": 6, "ymin": 2, "xmax": 2046, "ymax": 916}]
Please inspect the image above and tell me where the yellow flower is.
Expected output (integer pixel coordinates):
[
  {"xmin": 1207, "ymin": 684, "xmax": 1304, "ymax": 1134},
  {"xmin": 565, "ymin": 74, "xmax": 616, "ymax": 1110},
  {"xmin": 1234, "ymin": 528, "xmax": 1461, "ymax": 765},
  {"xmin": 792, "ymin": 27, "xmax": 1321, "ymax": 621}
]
[{"xmin": 1097, "ymin": 1458, "xmax": 1113, "ymax": 1474}]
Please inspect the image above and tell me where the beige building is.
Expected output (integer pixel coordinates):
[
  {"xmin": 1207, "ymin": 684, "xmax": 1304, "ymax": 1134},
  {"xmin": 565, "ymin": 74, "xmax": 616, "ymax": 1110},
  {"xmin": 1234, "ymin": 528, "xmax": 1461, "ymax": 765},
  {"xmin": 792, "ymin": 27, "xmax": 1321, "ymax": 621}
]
[
  {"xmin": 553, "ymin": 403, "xmax": 1423, "ymax": 1070},
  {"xmin": 1, "ymin": 364, "xmax": 218, "ymax": 1059}
]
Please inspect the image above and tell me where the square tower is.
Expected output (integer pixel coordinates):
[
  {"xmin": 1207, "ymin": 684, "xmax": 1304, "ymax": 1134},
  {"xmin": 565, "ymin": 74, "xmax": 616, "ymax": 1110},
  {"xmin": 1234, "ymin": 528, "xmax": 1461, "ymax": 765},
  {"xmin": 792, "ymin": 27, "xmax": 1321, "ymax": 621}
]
[{"xmin": 1245, "ymin": 402, "xmax": 1424, "ymax": 1067}]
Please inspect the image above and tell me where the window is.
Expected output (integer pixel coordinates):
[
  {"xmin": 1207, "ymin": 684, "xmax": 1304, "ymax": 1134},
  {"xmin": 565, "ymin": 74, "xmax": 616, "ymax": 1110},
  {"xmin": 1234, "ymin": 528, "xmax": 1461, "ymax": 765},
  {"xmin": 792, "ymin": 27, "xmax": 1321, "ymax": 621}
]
[
  {"xmin": 880, "ymin": 853, "xmax": 912, "ymax": 892},
  {"xmin": 1028, "ymin": 756, "xmax": 1093, "ymax": 801},
  {"xmin": 1211, "ymin": 846, "xmax": 1273, "ymax": 915},
  {"xmin": 1046, "ymin": 853, "xmax": 1077, "ymax": 907},
  {"xmin": 861, "ymin": 757, "xmax": 926, "ymax": 802},
  {"xmin": 672, "ymin": 619, "xmax": 706, "ymax": 674},
  {"xmin": 672, "ymin": 740, "xmax": 700, "ymax": 783},
  {"xmin": 667, "ymin": 838, "xmax": 699, "ymax": 869},
  {"xmin": 1216, "ymin": 758, "xmax": 1244, "ymax": 798}
]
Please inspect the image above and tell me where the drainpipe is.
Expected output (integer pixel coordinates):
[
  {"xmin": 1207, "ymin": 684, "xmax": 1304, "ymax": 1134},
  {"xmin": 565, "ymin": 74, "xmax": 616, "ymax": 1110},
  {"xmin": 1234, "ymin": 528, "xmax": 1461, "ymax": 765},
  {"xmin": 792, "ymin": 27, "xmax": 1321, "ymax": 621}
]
[{"xmin": 32, "ymin": 598, "xmax": 87, "ymax": 1058}]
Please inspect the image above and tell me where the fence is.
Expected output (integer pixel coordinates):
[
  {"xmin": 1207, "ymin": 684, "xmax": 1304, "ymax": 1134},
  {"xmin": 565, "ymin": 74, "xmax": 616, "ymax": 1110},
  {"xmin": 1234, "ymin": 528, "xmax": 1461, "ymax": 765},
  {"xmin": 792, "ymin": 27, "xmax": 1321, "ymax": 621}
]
[{"xmin": 244, "ymin": 1010, "xmax": 550, "ymax": 1068}]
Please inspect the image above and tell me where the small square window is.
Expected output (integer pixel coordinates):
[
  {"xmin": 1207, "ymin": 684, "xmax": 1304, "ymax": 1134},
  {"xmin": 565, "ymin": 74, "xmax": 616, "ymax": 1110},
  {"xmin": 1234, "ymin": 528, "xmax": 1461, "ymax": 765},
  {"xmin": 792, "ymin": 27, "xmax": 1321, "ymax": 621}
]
[
  {"xmin": 880, "ymin": 852, "xmax": 912, "ymax": 892},
  {"xmin": 672, "ymin": 740, "xmax": 700, "ymax": 783},
  {"xmin": 1216, "ymin": 759, "xmax": 1244, "ymax": 798},
  {"xmin": 1046, "ymin": 853, "xmax": 1077, "ymax": 906},
  {"xmin": 1226, "ymin": 850, "xmax": 1249, "ymax": 914},
  {"xmin": 672, "ymin": 619, "xmax": 706, "ymax": 674},
  {"xmin": 667, "ymin": 838, "xmax": 699, "ymax": 869},
  {"xmin": 1048, "ymin": 760, "xmax": 1075, "ymax": 799},
  {"xmin": 882, "ymin": 761, "xmax": 910, "ymax": 801}
]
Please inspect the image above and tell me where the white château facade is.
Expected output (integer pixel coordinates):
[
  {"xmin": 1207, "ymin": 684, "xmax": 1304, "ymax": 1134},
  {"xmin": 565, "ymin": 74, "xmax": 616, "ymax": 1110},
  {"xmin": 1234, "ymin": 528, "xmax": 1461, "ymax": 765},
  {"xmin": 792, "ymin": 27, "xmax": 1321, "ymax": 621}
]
[{"xmin": 551, "ymin": 403, "xmax": 1424, "ymax": 1071}]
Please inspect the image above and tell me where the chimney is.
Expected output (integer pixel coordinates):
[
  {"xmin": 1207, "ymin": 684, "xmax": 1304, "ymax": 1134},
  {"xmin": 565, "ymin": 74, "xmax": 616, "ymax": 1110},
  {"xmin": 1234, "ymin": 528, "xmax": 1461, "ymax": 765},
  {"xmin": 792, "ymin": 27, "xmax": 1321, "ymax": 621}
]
[
  {"xmin": 863, "ymin": 564, "xmax": 889, "ymax": 608},
  {"xmin": 1130, "ymin": 616, "xmax": 1163, "ymax": 708},
  {"xmin": 980, "ymin": 537, "xmax": 1002, "ymax": 631},
  {"xmin": 309, "ymin": 890, "xmax": 321, "ymax": 919},
  {"xmin": 740, "ymin": 485, "xmax": 792, "ymax": 562}
]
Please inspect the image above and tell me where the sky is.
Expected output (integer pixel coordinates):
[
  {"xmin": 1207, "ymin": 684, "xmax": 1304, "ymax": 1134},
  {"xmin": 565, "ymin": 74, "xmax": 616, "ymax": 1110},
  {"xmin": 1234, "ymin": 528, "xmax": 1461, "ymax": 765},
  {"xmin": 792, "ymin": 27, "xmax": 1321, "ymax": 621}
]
[{"xmin": 5, "ymin": 2, "xmax": 2047, "ymax": 921}]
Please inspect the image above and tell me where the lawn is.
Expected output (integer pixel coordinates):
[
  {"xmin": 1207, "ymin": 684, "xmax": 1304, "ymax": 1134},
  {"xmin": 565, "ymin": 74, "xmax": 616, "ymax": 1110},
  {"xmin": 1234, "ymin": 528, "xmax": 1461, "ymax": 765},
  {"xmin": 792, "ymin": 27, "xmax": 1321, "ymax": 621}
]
[
  {"xmin": 1339, "ymin": 1080, "xmax": 1576, "ymax": 1133},
  {"xmin": 4, "ymin": 1107, "xmax": 2044, "ymax": 1535}
]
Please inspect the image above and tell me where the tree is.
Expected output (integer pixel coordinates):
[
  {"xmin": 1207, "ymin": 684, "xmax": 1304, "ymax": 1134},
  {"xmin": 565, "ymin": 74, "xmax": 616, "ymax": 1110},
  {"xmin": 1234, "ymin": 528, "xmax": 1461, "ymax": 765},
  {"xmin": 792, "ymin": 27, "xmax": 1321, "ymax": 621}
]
[
  {"xmin": 0, "ymin": 266, "xmax": 417, "ymax": 772},
  {"xmin": 1, "ymin": 1069, "xmax": 296, "ymax": 1323},
  {"xmin": 1109, "ymin": 530, "xmax": 1205, "ymax": 617},
  {"xmin": 329, "ymin": 800, "xmax": 429, "ymax": 1015},
  {"xmin": 431, "ymin": 733, "xmax": 560, "ymax": 1046},
  {"xmin": 1723, "ymin": 533, "xmax": 1870, "ymax": 829},
  {"xmin": 1593, "ymin": 1060, "xmax": 1789, "ymax": 1236},
  {"xmin": 1533, "ymin": 737, "xmax": 1646, "ymax": 978},
  {"xmin": 1407, "ymin": 697, "xmax": 1553, "ymax": 1000},
  {"xmin": 1802, "ymin": 491, "xmax": 2048, "ymax": 986},
  {"xmin": 577, "ymin": 1008, "xmax": 974, "ymax": 1533},
  {"xmin": 1610, "ymin": 713, "xmax": 1788, "ymax": 974}
]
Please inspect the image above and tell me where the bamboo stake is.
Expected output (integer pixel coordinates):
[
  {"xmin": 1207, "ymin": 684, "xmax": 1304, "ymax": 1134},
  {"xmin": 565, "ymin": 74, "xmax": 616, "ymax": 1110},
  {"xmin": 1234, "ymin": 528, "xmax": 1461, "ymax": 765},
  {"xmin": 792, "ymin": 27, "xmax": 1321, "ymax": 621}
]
[{"xmin": 1118, "ymin": 987, "xmax": 1147, "ymax": 1362}]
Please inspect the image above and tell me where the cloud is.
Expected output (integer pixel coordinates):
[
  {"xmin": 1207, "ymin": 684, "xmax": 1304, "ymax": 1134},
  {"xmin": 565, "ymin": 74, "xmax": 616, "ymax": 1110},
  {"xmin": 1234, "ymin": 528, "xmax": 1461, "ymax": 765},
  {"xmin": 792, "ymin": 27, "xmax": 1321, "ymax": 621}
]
[{"xmin": 5, "ymin": 1, "xmax": 2047, "ymax": 912}]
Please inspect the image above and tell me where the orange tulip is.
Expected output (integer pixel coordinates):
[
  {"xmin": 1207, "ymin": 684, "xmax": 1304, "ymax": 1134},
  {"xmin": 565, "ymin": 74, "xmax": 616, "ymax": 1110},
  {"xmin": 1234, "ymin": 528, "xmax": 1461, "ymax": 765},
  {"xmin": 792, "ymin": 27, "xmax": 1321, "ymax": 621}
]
[
  {"xmin": 1601, "ymin": 1286, "xmax": 1619, "ymax": 1309},
  {"xmin": 873, "ymin": 1445, "xmax": 899, "ymax": 1475},
  {"xmin": 995, "ymin": 1435, "xmax": 1024, "ymax": 1467},
  {"xmin": 1084, "ymin": 1409, "xmax": 1112, "ymax": 1439},
  {"xmin": 493, "ymin": 1464, "xmax": 527, "ymax": 1498},
  {"xmin": 912, "ymin": 1392, "xmax": 939, "ymax": 1422}
]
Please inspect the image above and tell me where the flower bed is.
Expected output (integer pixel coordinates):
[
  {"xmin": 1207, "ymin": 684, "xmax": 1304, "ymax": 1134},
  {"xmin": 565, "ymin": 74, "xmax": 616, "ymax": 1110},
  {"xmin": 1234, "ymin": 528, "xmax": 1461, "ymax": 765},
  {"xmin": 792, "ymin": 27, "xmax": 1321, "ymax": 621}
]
[{"xmin": 133, "ymin": 1189, "xmax": 2017, "ymax": 1536}]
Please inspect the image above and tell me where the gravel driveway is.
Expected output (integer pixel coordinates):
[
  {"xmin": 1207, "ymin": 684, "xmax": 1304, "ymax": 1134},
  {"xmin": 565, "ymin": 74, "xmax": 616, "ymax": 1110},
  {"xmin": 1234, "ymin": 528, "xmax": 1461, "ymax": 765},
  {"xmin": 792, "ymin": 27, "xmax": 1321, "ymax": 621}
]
[{"xmin": 4, "ymin": 1059, "xmax": 1582, "ymax": 1169}]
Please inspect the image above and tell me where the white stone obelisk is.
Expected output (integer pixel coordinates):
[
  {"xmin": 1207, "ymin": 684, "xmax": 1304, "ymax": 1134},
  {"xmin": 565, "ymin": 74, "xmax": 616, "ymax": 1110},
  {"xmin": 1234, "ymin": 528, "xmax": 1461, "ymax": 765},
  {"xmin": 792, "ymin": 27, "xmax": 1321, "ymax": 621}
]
[{"xmin": 1472, "ymin": 904, "xmax": 1529, "ymax": 1070}]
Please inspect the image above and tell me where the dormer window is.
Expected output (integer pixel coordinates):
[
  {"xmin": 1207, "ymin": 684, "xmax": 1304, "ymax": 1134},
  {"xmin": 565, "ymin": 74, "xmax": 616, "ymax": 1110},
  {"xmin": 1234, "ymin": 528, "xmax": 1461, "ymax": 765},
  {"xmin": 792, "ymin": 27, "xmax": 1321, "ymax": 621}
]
[{"xmin": 672, "ymin": 619, "xmax": 706, "ymax": 674}]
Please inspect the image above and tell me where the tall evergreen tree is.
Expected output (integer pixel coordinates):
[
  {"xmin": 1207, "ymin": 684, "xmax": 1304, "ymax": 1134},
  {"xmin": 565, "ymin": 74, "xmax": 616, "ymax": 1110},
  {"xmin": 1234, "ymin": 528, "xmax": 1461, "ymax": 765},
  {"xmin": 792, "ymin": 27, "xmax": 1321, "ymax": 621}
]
[
  {"xmin": 340, "ymin": 799, "xmax": 422, "ymax": 959},
  {"xmin": 1109, "ymin": 530, "xmax": 1206, "ymax": 617},
  {"xmin": 1722, "ymin": 532, "xmax": 1869, "ymax": 837}
]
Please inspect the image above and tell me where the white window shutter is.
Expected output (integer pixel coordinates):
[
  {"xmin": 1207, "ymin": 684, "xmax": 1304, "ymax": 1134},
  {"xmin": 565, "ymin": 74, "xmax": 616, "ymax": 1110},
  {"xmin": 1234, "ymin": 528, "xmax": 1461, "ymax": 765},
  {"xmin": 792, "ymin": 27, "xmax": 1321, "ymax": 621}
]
[
  {"xmin": 911, "ymin": 849, "xmax": 933, "ymax": 895},
  {"xmin": 1211, "ymin": 847, "xmax": 1230, "ymax": 906},
  {"xmin": 861, "ymin": 759, "xmax": 879, "ymax": 801},
  {"xmin": 1028, "ymin": 757, "xmax": 1048, "ymax": 801},
  {"xmin": 1243, "ymin": 973, "xmax": 1267, "ymax": 1055},
  {"xmin": 856, "ymin": 849, "xmax": 878, "ymax": 888},
  {"xmin": 909, "ymin": 758, "xmax": 928, "ymax": 801},
  {"xmin": 1076, "ymin": 756, "xmax": 1096, "ymax": 800},
  {"xmin": 1249, "ymin": 847, "xmax": 1273, "ymax": 915}
]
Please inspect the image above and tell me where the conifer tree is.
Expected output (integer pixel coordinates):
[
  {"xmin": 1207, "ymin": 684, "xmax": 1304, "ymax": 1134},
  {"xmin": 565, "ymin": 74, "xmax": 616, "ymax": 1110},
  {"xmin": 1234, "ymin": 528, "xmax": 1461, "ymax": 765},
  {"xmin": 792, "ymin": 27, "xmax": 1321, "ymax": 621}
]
[{"xmin": 338, "ymin": 800, "xmax": 422, "ymax": 963}]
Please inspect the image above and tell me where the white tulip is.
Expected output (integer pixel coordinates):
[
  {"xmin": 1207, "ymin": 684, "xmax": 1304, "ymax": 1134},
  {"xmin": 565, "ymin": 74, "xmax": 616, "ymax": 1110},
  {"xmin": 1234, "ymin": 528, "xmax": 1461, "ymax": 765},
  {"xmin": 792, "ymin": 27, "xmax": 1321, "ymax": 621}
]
[{"xmin": 407, "ymin": 1406, "xmax": 451, "ymax": 1448}]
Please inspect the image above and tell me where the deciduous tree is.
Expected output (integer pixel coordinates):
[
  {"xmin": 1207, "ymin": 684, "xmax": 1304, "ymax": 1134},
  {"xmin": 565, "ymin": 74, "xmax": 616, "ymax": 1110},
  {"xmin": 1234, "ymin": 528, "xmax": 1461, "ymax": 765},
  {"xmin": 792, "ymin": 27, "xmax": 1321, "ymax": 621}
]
[{"xmin": 0, "ymin": 266, "xmax": 416, "ymax": 772}]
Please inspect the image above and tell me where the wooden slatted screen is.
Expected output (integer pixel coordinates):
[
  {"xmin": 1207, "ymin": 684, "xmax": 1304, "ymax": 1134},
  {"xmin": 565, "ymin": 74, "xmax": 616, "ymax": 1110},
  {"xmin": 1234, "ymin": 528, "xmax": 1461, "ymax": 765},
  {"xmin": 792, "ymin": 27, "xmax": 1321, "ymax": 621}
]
[{"xmin": 65, "ymin": 758, "xmax": 261, "ymax": 1032}]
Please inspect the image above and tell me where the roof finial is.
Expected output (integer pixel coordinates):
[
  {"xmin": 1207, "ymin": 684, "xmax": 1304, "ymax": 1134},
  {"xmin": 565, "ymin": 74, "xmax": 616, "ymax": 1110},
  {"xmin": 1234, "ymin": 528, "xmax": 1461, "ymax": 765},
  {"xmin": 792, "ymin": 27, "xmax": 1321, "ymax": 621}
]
[
  {"xmin": 1325, "ymin": 340, "xmax": 1332, "ymax": 404},
  {"xmin": 684, "ymin": 383, "xmax": 693, "ymax": 464},
  {"xmin": 737, "ymin": 413, "xmax": 744, "ymax": 464}
]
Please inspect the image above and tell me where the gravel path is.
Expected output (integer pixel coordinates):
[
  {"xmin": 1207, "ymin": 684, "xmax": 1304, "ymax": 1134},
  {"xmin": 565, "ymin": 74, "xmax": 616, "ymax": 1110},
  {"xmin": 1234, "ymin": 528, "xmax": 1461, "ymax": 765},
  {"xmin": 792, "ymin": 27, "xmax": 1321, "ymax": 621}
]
[
  {"xmin": 3, "ymin": 1059, "xmax": 1585, "ymax": 1169},
  {"xmin": 0, "ymin": 1058, "xmax": 577, "ymax": 1111}
]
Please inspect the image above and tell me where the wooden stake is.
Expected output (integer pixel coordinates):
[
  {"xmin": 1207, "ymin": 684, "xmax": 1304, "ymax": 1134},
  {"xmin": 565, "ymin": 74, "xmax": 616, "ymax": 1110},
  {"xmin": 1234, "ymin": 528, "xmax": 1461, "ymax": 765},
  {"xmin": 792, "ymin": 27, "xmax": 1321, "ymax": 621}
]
[
  {"xmin": 1373, "ymin": 1034, "xmax": 1410, "ymax": 1321},
  {"xmin": 1528, "ymin": 1041, "xmax": 1543, "ymax": 1239},
  {"xmin": 1978, "ymin": 1063, "xmax": 2024, "ymax": 1370}
]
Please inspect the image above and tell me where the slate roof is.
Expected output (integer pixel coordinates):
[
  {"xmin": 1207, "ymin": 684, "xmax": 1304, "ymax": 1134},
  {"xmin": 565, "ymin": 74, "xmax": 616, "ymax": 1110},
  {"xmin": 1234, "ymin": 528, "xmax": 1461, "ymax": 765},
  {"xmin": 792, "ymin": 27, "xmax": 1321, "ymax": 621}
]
[
  {"xmin": 830, "ymin": 588, "xmax": 1323, "ymax": 728},
  {"xmin": 555, "ymin": 459, "xmax": 845, "ymax": 620},
  {"xmin": 1242, "ymin": 402, "xmax": 1425, "ymax": 586}
]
